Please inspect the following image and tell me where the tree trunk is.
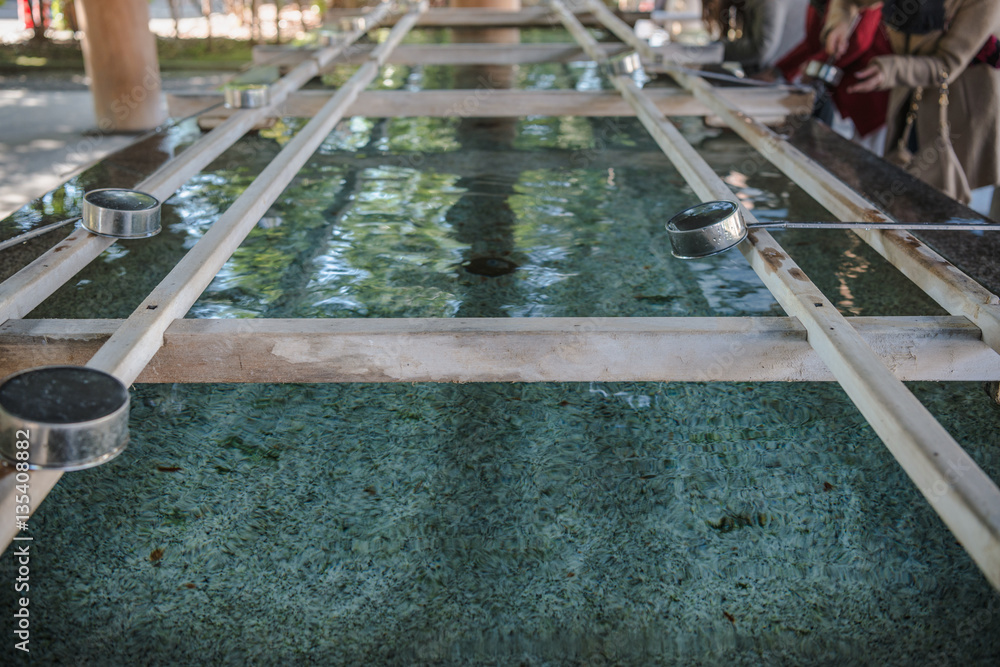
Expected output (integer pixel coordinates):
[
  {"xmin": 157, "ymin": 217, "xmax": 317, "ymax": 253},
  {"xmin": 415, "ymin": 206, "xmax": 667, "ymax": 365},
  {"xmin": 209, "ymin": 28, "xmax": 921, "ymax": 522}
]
[
  {"xmin": 29, "ymin": 0, "xmax": 47, "ymax": 42},
  {"xmin": 227, "ymin": 0, "xmax": 244, "ymax": 27},
  {"xmin": 168, "ymin": 0, "xmax": 182, "ymax": 39},
  {"xmin": 223, "ymin": 0, "xmax": 241, "ymax": 26},
  {"xmin": 450, "ymin": 0, "xmax": 521, "ymax": 46},
  {"xmin": 250, "ymin": 0, "xmax": 260, "ymax": 44},
  {"xmin": 77, "ymin": 0, "xmax": 166, "ymax": 133},
  {"xmin": 202, "ymin": 0, "xmax": 213, "ymax": 49},
  {"xmin": 450, "ymin": 0, "xmax": 521, "ymax": 89},
  {"xmin": 63, "ymin": 0, "xmax": 79, "ymax": 33},
  {"xmin": 274, "ymin": 0, "xmax": 284, "ymax": 44}
]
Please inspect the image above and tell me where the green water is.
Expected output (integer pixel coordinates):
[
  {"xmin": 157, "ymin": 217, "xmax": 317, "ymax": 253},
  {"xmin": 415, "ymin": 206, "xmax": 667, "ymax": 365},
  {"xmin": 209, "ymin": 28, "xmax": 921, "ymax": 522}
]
[{"xmin": 1, "ymin": 41, "xmax": 998, "ymax": 666}]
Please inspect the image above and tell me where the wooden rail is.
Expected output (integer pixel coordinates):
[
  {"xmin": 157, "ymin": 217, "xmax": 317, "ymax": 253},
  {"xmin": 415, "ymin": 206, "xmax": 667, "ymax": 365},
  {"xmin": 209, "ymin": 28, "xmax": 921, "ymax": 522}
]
[
  {"xmin": 321, "ymin": 6, "xmax": 646, "ymax": 27},
  {"xmin": 0, "ymin": 1, "xmax": 395, "ymax": 325},
  {"xmin": 0, "ymin": 316, "xmax": 997, "ymax": 383},
  {"xmin": 253, "ymin": 41, "xmax": 723, "ymax": 69},
  {"xmin": 254, "ymin": 42, "xmax": 633, "ymax": 67},
  {"xmin": 580, "ymin": 0, "xmax": 1000, "ymax": 356},
  {"xmin": 551, "ymin": 0, "xmax": 1000, "ymax": 591},
  {"xmin": 0, "ymin": 2, "xmax": 426, "ymax": 552},
  {"xmin": 0, "ymin": 2, "xmax": 996, "ymax": 594},
  {"xmin": 166, "ymin": 88, "xmax": 811, "ymax": 127}
]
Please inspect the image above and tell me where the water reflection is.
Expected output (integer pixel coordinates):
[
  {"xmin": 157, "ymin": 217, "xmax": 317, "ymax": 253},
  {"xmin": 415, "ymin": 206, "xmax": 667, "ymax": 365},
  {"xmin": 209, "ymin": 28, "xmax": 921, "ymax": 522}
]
[
  {"xmin": 4, "ymin": 28, "xmax": 996, "ymax": 666},
  {"xmin": 22, "ymin": 115, "xmax": 948, "ymax": 322}
]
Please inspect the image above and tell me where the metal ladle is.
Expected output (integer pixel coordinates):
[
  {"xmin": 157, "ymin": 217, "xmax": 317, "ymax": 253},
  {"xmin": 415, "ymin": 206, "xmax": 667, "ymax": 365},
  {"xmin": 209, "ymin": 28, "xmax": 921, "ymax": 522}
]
[
  {"xmin": 666, "ymin": 200, "xmax": 1000, "ymax": 259},
  {"xmin": 223, "ymin": 83, "xmax": 270, "ymax": 109},
  {"xmin": 0, "ymin": 188, "xmax": 162, "ymax": 251},
  {"xmin": 805, "ymin": 59, "xmax": 844, "ymax": 87},
  {"xmin": 804, "ymin": 13, "xmax": 863, "ymax": 88},
  {"xmin": 603, "ymin": 51, "xmax": 643, "ymax": 77},
  {"xmin": 0, "ymin": 366, "xmax": 130, "ymax": 471},
  {"xmin": 81, "ymin": 188, "xmax": 161, "ymax": 238},
  {"xmin": 665, "ymin": 65, "xmax": 807, "ymax": 91}
]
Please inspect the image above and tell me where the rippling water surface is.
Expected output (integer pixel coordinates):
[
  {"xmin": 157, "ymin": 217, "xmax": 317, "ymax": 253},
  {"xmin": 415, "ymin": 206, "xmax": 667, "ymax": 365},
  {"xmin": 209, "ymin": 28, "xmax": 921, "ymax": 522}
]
[{"xmin": 1, "ymin": 30, "xmax": 998, "ymax": 666}]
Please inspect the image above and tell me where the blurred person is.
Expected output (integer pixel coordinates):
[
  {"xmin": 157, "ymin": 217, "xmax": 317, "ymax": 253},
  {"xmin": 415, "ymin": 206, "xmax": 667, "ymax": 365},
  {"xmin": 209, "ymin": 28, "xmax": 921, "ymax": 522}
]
[
  {"xmin": 772, "ymin": 0, "xmax": 889, "ymax": 147},
  {"xmin": 825, "ymin": 0, "xmax": 1000, "ymax": 204},
  {"xmin": 704, "ymin": 0, "xmax": 810, "ymax": 74}
]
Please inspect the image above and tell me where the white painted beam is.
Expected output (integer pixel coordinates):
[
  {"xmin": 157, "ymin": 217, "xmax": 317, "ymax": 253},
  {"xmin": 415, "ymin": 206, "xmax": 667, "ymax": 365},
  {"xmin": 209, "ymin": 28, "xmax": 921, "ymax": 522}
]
[
  {"xmin": 321, "ymin": 6, "xmax": 646, "ymax": 27},
  {"xmin": 166, "ymin": 88, "xmax": 810, "ymax": 126},
  {"xmin": 563, "ymin": 0, "xmax": 1000, "ymax": 591},
  {"xmin": 253, "ymin": 42, "xmax": 634, "ymax": 67},
  {"xmin": 0, "ymin": 2, "xmax": 396, "ymax": 324},
  {"xmin": 0, "ymin": 317, "xmax": 996, "ymax": 384},
  {"xmin": 0, "ymin": 2, "xmax": 426, "ymax": 554}
]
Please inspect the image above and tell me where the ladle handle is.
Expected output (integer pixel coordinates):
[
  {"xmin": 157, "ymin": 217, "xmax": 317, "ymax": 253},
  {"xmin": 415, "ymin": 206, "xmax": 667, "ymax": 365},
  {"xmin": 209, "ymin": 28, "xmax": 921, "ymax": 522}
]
[
  {"xmin": 807, "ymin": 13, "xmax": 862, "ymax": 79},
  {"xmin": 825, "ymin": 13, "xmax": 863, "ymax": 65},
  {"xmin": 748, "ymin": 220, "xmax": 1000, "ymax": 231},
  {"xmin": 671, "ymin": 66, "xmax": 805, "ymax": 91},
  {"xmin": 0, "ymin": 217, "xmax": 80, "ymax": 252}
]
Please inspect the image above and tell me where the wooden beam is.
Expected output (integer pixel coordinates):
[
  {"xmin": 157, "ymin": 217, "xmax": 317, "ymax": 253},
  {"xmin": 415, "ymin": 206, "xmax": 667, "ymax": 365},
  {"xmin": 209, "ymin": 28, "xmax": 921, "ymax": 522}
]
[
  {"xmin": 666, "ymin": 66, "xmax": 1000, "ymax": 351},
  {"xmin": 166, "ymin": 88, "xmax": 811, "ymax": 126},
  {"xmin": 581, "ymin": 0, "xmax": 653, "ymax": 61},
  {"xmin": 560, "ymin": 0, "xmax": 1000, "ymax": 591},
  {"xmin": 254, "ymin": 42, "xmax": 633, "ymax": 67},
  {"xmin": 0, "ymin": 2, "xmax": 396, "ymax": 326},
  {"xmin": 583, "ymin": 0, "xmax": 1000, "ymax": 361},
  {"xmin": 321, "ymin": 6, "xmax": 648, "ymax": 27},
  {"xmin": 86, "ymin": 2, "xmax": 425, "ymax": 380},
  {"xmin": 0, "ymin": 317, "xmax": 996, "ymax": 384},
  {"xmin": 0, "ymin": 2, "xmax": 420, "ymax": 554}
]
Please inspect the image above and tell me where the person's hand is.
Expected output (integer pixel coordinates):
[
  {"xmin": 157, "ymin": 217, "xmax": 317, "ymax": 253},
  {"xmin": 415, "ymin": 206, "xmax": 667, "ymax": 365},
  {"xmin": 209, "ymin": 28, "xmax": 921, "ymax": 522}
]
[
  {"xmin": 848, "ymin": 64, "xmax": 885, "ymax": 93},
  {"xmin": 825, "ymin": 20, "xmax": 853, "ymax": 60}
]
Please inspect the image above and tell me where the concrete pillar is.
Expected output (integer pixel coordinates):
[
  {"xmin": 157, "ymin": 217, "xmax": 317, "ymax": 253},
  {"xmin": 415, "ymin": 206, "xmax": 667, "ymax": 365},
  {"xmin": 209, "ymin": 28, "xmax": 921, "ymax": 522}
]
[
  {"xmin": 451, "ymin": 0, "xmax": 521, "ymax": 55},
  {"xmin": 77, "ymin": 0, "xmax": 166, "ymax": 133}
]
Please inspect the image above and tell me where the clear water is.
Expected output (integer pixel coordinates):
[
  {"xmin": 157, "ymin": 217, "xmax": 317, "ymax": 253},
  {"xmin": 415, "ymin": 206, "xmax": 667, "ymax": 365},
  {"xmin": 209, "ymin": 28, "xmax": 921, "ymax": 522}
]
[{"xmin": 2, "ymin": 37, "xmax": 999, "ymax": 666}]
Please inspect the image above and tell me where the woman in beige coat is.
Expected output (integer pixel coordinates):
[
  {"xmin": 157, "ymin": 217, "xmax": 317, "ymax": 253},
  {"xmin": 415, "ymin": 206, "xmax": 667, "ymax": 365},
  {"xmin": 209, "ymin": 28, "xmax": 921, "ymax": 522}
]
[{"xmin": 825, "ymin": 0, "xmax": 1000, "ymax": 204}]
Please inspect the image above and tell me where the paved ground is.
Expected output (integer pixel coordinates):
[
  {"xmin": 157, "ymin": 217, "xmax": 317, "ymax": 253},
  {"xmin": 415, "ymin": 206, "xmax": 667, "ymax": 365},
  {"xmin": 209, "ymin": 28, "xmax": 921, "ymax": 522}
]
[
  {"xmin": 0, "ymin": 89, "xmax": 134, "ymax": 219},
  {"xmin": 0, "ymin": 73, "xmax": 236, "ymax": 220},
  {"xmin": 0, "ymin": 1, "xmax": 242, "ymax": 220},
  {"xmin": 0, "ymin": 1, "xmax": 330, "ymax": 220}
]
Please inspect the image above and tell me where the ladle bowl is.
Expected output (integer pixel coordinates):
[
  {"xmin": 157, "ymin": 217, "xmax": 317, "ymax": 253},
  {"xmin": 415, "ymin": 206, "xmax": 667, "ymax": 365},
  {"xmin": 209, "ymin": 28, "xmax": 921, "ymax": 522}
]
[
  {"xmin": 805, "ymin": 59, "xmax": 844, "ymax": 87},
  {"xmin": 224, "ymin": 84, "xmax": 271, "ymax": 109},
  {"xmin": 0, "ymin": 366, "xmax": 130, "ymax": 471},
  {"xmin": 665, "ymin": 200, "xmax": 1000, "ymax": 259},
  {"xmin": 665, "ymin": 200, "xmax": 745, "ymax": 259},
  {"xmin": 81, "ymin": 188, "xmax": 161, "ymax": 239},
  {"xmin": 339, "ymin": 16, "xmax": 367, "ymax": 32},
  {"xmin": 604, "ymin": 52, "xmax": 643, "ymax": 77}
]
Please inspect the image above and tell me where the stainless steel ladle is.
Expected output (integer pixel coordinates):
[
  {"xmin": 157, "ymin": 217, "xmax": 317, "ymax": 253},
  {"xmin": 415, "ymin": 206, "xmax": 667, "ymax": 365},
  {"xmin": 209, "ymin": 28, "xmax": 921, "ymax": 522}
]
[
  {"xmin": 0, "ymin": 366, "xmax": 130, "ymax": 471},
  {"xmin": 666, "ymin": 200, "xmax": 1000, "ymax": 259},
  {"xmin": 804, "ymin": 14, "xmax": 863, "ymax": 88},
  {"xmin": 0, "ymin": 188, "xmax": 162, "ymax": 251}
]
